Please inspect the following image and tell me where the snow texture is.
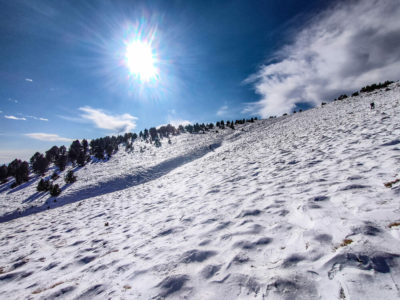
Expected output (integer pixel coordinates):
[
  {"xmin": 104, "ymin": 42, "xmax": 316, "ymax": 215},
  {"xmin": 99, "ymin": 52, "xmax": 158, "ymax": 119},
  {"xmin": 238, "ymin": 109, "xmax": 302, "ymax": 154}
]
[{"xmin": 1, "ymin": 83, "xmax": 400, "ymax": 299}]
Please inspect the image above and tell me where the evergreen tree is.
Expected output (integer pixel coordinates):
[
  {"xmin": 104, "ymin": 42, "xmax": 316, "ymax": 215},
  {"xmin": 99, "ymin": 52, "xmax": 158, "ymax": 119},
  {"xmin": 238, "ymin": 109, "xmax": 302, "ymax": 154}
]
[
  {"xmin": 82, "ymin": 139, "xmax": 89, "ymax": 154},
  {"xmin": 69, "ymin": 140, "xmax": 82, "ymax": 164},
  {"xmin": 14, "ymin": 161, "xmax": 29, "ymax": 186},
  {"xmin": 45, "ymin": 146, "xmax": 59, "ymax": 163},
  {"xmin": 149, "ymin": 127, "xmax": 158, "ymax": 140},
  {"xmin": 7, "ymin": 159, "xmax": 21, "ymax": 178},
  {"xmin": 55, "ymin": 149, "xmax": 68, "ymax": 171},
  {"xmin": 0, "ymin": 165, "xmax": 8, "ymax": 183},
  {"xmin": 143, "ymin": 129, "xmax": 149, "ymax": 140},
  {"xmin": 154, "ymin": 138, "xmax": 162, "ymax": 147},
  {"xmin": 51, "ymin": 171, "xmax": 59, "ymax": 180},
  {"xmin": 94, "ymin": 145, "xmax": 105, "ymax": 160},
  {"xmin": 37, "ymin": 178, "xmax": 51, "ymax": 192},
  {"xmin": 106, "ymin": 144, "xmax": 114, "ymax": 158},
  {"xmin": 30, "ymin": 152, "xmax": 41, "ymax": 166},
  {"xmin": 31, "ymin": 152, "xmax": 49, "ymax": 176},
  {"xmin": 65, "ymin": 170, "xmax": 77, "ymax": 184},
  {"xmin": 76, "ymin": 150, "xmax": 87, "ymax": 166},
  {"xmin": 50, "ymin": 184, "xmax": 61, "ymax": 197}
]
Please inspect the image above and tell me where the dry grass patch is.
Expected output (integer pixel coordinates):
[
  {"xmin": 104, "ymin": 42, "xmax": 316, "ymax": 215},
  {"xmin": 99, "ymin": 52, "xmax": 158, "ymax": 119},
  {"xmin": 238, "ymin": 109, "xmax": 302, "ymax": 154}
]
[
  {"xmin": 389, "ymin": 222, "xmax": 400, "ymax": 228},
  {"xmin": 340, "ymin": 239, "xmax": 353, "ymax": 247},
  {"xmin": 32, "ymin": 282, "xmax": 64, "ymax": 294},
  {"xmin": 384, "ymin": 178, "xmax": 400, "ymax": 188}
]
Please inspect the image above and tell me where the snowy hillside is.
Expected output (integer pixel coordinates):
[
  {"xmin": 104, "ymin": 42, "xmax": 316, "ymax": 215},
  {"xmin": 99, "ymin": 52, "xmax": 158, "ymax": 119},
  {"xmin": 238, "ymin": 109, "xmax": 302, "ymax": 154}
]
[{"xmin": 1, "ymin": 83, "xmax": 400, "ymax": 299}]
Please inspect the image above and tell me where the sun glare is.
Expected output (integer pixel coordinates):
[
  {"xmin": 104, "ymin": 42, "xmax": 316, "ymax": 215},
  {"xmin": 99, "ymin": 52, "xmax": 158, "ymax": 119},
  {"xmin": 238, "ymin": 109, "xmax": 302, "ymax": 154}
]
[{"xmin": 125, "ymin": 40, "xmax": 157, "ymax": 82}]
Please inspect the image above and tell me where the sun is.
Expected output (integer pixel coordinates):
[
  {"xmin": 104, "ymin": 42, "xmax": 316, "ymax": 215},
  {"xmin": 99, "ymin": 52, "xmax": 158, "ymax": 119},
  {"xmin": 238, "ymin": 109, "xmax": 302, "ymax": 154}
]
[{"xmin": 125, "ymin": 40, "xmax": 157, "ymax": 82}]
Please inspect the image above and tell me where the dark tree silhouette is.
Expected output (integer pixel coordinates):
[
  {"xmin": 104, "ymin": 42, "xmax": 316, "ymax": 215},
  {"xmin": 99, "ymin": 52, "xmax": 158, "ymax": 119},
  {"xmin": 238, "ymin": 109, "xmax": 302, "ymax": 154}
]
[
  {"xmin": 65, "ymin": 170, "xmax": 77, "ymax": 184},
  {"xmin": 69, "ymin": 140, "xmax": 82, "ymax": 164},
  {"xmin": 55, "ymin": 146, "xmax": 68, "ymax": 171},
  {"xmin": 37, "ymin": 178, "xmax": 50, "ymax": 192},
  {"xmin": 8, "ymin": 159, "xmax": 22, "ymax": 178},
  {"xmin": 45, "ymin": 146, "xmax": 59, "ymax": 163},
  {"xmin": 31, "ymin": 152, "xmax": 49, "ymax": 176},
  {"xmin": 82, "ymin": 139, "xmax": 89, "ymax": 154},
  {"xmin": 0, "ymin": 165, "xmax": 8, "ymax": 183},
  {"xmin": 50, "ymin": 184, "xmax": 61, "ymax": 196},
  {"xmin": 149, "ymin": 127, "xmax": 158, "ymax": 140},
  {"xmin": 14, "ymin": 161, "xmax": 29, "ymax": 186},
  {"xmin": 76, "ymin": 150, "xmax": 87, "ymax": 166}
]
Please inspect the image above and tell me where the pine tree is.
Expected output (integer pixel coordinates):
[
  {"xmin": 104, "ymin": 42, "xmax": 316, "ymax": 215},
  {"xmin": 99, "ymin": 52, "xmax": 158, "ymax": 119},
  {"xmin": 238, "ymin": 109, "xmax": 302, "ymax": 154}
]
[
  {"xmin": 31, "ymin": 153, "xmax": 49, "ymax": 176},
  {"xmin": 76, "ymin": 150, "xmax": 87, "ymax": 166},
  {"xmin": 106, "ymin": 144, "xmax": 114, "ymax": 158},
  {"xmin": 0, "ymin": 165, "xmax": 8, "ymax": 183},
  {"xmin": 14, "ymin": 161, "xmax": 29, "ymax": 186},
  {"xmin": 82, "ymin": 139, "xmax": 89, "ymax": 154},
  {"xmin": 7, "ymin": 159, "xmax": 21, "ymax": 178},
  {"xmin": 65, "ymin": 170, "xmax": 77, "ymax": 184},
  {"xmin": 50, "ymin": 184, "xmax": 61, "ymax": 197},
  {"xmin": 149, "ymin": 127, "xmax": 158, "ymax": 140},
  {"xmin": 54, "ymin": 152, "xmax": 68, "ymax": 171},
  {"xmin": 154, "ymin": 138, "xmax": 162, "ymax": 147},
  {"xmin": 69, "ymin": 140, "xmax": 82, "ymax": 164},
  {"xmin": 143, "ymin": 129, "xmax": 149, "ymax": 140},
  {"xmin": 37, "ymin": 178, "xmax": 50, "ymax": 192},
  {"xmin": 45, "ymin": 146, "xmax": 59, "ymax": 162}
]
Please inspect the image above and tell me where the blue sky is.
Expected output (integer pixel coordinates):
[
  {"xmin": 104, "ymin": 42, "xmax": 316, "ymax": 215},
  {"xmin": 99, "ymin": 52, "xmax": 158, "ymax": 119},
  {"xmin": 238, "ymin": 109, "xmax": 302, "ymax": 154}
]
[{"xmin": 1, "ymin": 0, "xmax": 400, "ymax": 163}]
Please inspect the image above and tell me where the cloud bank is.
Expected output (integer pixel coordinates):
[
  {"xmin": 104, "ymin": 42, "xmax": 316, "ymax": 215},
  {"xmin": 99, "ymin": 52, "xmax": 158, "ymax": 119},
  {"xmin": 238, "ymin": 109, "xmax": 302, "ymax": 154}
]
[
  {"xmin": 79, "ymin": 106, "xmax": 137, "ymax": 133},
  {"xmin": 25, "ymin": 133, "xmax": 72, "ymax": 142},
  {"xmin": 246, "ymin": 0, "xmax": 400, "ymax": 117}
]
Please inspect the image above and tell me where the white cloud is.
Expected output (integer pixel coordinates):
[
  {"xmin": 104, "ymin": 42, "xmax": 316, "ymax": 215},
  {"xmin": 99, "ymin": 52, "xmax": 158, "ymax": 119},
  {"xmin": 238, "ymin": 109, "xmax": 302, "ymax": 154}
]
[
  {"xmin": 246, "ymin": 0, "xmax": 400, "ymax": 117},
  {"xmin": 26, "ymin": 115, "xmax": 49, "ymax": 121},
  {"xmin": 25, "ymin": 133, "xmax": 72, "ymax": 142},
  {"xmin": 216, "ymin": 105, "xmax": 229, "ymax": 116},
  {"xmin": 5, "ymin": 115, "xmax": 26, "ymax": 121},
  {"xmin": 25, "ymin": 78, "xmax": 33, "ymax": 82},
  {"xmin": 158, "ymin": 119, "xmax": 192, "ymax": 129},
  {"xmin": 79, "ymin": 106, "xmax": 137, "ymax": 133}
]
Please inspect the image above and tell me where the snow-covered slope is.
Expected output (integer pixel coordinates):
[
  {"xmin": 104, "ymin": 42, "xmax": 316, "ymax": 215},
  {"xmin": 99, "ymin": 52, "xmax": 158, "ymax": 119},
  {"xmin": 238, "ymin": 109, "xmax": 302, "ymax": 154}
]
[{"xmin": 1, "ymin": 83, "xmax": 400, "ymax": 299}]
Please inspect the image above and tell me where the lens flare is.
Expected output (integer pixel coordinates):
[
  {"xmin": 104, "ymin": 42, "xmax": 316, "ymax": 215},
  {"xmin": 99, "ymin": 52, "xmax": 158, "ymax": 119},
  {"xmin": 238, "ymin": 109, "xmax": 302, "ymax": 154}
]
[{"xmin": 125, "ymin": 40, "xmax": 158, "ymax": 82}]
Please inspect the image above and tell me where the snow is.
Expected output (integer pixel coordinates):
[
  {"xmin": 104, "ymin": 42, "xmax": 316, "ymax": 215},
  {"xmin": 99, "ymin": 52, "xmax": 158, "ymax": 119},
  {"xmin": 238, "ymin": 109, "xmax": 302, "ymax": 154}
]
[{"xmin": 1, "ymin": 83, "xmax": 400, "ymax": 299}]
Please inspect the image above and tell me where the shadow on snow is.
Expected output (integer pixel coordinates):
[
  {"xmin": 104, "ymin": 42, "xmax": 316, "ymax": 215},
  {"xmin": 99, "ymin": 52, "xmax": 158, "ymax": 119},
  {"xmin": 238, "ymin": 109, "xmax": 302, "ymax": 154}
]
[{"xmin": 0, "ymin": 142, "xmax": 222, "ymax": 223}]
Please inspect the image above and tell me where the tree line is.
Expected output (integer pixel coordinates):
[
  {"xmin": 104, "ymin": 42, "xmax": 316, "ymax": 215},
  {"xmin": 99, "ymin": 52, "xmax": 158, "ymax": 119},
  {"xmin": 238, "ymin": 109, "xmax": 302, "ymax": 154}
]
[{"xmin": 0, "ymin": 117, "xmax": 258, "ymax": 187}]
